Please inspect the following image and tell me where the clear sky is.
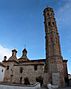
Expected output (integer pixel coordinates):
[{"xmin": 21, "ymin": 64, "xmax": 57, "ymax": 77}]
[{"xmin": 0, "ymin": 0, "xmax": 71, "ymax": 74}]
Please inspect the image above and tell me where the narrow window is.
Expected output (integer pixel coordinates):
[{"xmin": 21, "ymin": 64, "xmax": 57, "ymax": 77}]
[
  {"xmin": 48, "ymin": 22, "xmax": 51, "ymax": 26},
  {"xmin": 7, "ymin": 66, "xmax": 9, "ymax": 70},
  {"xmin": 34, "ymin": 65, "xmax": 37, "ymax": 71},
  {"xmin": 20, "ymin": 67, "xmax": 23, "ymax": 73},
  {"xmin": 52, "ymin": 22, "xmax": 55, "ymax": 26}
]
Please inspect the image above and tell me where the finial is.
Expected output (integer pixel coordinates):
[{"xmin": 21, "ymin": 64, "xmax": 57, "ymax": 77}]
[{"xmin": 24, "ymin": 44, "xmax": 26, "ymax": 48}]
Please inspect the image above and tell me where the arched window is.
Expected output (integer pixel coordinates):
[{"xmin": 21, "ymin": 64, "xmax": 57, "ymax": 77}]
[
  {"xmin": 52, "ymin": 22, "xmax": 55, "ymax": 26},
  {"xmin": 47, "ymin": 13, "xmax": 49, "ymax": 16}
]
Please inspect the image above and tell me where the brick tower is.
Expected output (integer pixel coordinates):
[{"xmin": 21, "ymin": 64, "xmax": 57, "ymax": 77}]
[{"xmin": 43, "ymin": 7, "xmax": 65, "ymax": 86}]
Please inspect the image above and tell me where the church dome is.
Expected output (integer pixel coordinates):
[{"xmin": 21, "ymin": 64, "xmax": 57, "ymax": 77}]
[{"xmin": 8, "ymin": 49, "xmax": 18, "ymax": 62}]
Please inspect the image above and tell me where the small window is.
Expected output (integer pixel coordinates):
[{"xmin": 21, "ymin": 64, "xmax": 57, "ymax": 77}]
[
  {"xmin": 51, "ymin": 12, "xmax": 53, "ymax": 16},
  {"xmin": 7, "ymin": 66, "xmax": 9, "ymax": 70},
  {"xmin": 47, "ymin": 13, "xmax": 49, "ymax": 16},
  {"xmin": 34, "ymin": 65, "xmax": 37, "ymax": 71},
  {"xmin": 20, "ymin": 67, "xmax": 23, "ymax": 73},
  {"xmin": 48, "ymin": 22, "xmax": 51, "ymax": 26},
  {"xmin": 2, "ymin": 69, "xmax": 3, "ymax": 72},
  {"xmin": 52, "ymin": 22, "xmax": 55, "ymax": 26}
]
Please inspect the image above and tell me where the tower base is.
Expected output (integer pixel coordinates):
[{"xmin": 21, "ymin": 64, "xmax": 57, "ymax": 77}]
[{"xmin": 43, "ymin": 72, "xmax": 65, "ymax": 87}]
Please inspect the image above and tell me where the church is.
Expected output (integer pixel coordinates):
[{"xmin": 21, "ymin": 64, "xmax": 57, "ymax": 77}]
[{"xmin": 1, "ymin": 7, "xmax": 68, "ymax": 87}]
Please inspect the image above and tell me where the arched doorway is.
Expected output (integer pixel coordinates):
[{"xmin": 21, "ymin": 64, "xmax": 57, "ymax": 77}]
[
  {"xmin": 20, "ymin": 77, "xmax": 22, "ymax": 84},
  {"xmin": 24, "ymin": 77, "xmax": 30, "ymax": 85},
  {"xmin": 36, "ymin": 76, "xmax": 43, "ymax": 86}
]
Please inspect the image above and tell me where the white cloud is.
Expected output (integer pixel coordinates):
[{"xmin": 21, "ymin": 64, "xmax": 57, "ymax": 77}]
[{"xmin": 0, "ymin": 44, "xmax": 11, "ymax": 62}]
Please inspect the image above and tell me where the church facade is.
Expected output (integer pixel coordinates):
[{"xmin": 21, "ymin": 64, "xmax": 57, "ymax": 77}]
[{"xmin": 2, "ymin": 7, "xmax": 68, "ymax": 87}]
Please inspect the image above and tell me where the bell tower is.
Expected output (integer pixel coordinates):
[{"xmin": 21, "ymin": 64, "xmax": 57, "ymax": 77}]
[
  {"xmin": 44, "ymin": 7, "xmax": 61, "ymax": 59},
  {"xmin": 43, "ymin": 7, "xmax": 65, "ymax": 86}
]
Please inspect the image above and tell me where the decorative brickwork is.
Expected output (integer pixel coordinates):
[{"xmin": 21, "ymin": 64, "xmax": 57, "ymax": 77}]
[{"xmin": 43, "ymin": 7, "xmax": 68, "ymax": 86}]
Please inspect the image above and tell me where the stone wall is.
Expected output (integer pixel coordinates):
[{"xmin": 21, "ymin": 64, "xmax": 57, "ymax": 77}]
[
  {"xmin": 12, "ymin": 64, "xmax": 44, "ymax": 84},
  {"xmin": 0, "ymin": 66, "xmax": 5, "ymax": 82},
  {"xmin": 3, "ymin": 62, "xmax": 17, "ymax": 82}
]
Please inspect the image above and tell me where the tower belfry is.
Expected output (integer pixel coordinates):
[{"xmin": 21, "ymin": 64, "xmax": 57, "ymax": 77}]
[
  {"xmin": 44, "ymin": 7, "xmax": 61, "ymax": 58},
  {"xmin": 43, "ymin": 7, "xmax": 65, "ymax": 86}
]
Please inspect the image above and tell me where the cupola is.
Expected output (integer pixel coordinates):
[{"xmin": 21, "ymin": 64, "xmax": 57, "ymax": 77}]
[
  {"xmin": 21, "ymin": 48, "xmax": 27, "ymax": 59},
  {"xmin": 12, "ymin": 49, "xmax": 17, "ymax": 56}
]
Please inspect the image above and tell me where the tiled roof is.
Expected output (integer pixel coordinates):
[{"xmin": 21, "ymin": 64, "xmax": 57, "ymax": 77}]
[
  {"xmin": 15, "ymin": 59, "xmax": 45, "ymax": 66},
  {"xmin": 8, "ymin": 56, "xmax": 19, "ymax": 63}
]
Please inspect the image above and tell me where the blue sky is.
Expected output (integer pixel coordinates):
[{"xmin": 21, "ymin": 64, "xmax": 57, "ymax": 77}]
[{"xmin": 0, "ymin": 0, "xmax": 71, "ymax": 74}]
